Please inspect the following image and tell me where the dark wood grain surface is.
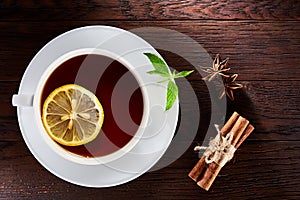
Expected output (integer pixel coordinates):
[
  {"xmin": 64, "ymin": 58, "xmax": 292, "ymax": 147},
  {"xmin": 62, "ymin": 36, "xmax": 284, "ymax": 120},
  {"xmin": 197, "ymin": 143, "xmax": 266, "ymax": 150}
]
[{"xmin": 1, "ymin": 1, "xmax": 300, "ymax": 199}]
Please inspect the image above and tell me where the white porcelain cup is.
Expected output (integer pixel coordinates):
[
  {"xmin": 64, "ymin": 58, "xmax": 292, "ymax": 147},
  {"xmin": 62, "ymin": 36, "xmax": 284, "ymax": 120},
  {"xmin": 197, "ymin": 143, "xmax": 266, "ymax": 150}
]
[{"xmin": 12, "ymin": 48, "xmax": 150, "ymax": 165}]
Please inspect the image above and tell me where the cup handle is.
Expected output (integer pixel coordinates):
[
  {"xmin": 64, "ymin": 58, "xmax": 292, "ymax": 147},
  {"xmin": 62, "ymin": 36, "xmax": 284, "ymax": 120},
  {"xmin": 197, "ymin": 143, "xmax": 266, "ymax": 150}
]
[{"xmin": 12, "ymin": 94, "xmax": 34, "ymax": 107}]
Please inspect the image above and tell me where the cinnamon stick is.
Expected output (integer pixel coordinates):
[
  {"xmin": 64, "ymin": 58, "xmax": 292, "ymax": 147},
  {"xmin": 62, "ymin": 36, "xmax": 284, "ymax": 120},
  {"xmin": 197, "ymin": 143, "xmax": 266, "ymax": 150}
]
[
  {"xmin": 197, "ymin": 162, "xmax": 220, "ymax": 190},
  {"xmin": 189, "ymin": 112, "xmax": 254, "ymax": 191},
  {"xmin": 197, "ymin": 116, "xmax": 248, "ymax": 191},
  {"xmin": 221, "ymin": 112, "xmax": 240, "ymax": 135},
  {"xmin": 230, "ymin": 117, "xmax": 249, "ymax": 147},
  {"xmin": 188, "ymin": 112, "xmax": 240, "ymax": 183},
  {"xmin": 188, "ymin": 156, "xmax": 206, "ymax": 182},
  {"xmin": 235, "ymin": 124, "xmax": 254, "ymax": 149}
]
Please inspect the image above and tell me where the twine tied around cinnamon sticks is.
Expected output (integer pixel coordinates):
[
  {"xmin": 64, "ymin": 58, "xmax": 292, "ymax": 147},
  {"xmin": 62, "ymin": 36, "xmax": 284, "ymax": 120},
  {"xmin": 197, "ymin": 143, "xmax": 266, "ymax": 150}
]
[
  {"xmin": 194, "ymin": 124, "xmax": 236, "ymax": 168},
  {"xmin": 188, "ymin": 112, "xmax": 254, "ymax": 191}
]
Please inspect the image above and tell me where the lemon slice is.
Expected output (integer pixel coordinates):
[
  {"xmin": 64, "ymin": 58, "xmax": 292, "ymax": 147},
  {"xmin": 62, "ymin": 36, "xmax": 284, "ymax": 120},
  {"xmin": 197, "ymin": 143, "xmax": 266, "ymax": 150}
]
[{"xmin": 42, "ymin": 84, "xmax": 104, "ymax": 146}]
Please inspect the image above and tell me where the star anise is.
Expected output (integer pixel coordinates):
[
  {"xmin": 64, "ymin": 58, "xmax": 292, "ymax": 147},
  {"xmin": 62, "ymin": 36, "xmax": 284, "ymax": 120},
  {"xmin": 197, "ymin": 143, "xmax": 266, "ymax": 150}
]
[
  {"xmin": 201, "ymin": 54, "xmax": 243, "ymax": 101},
  {"xmin": 201, "ymin": 54, "xmax": 231, "ymax": 81},
  {"xmin": 219, "ymin": 74, "xmax": 243, "ymax": 101}
]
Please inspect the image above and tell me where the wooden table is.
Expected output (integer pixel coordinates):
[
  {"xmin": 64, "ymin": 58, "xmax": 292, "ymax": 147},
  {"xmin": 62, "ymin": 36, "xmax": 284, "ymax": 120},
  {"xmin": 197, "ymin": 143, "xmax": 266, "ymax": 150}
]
[{"xmin": 1, "ymin": 1, "xmax": 299, "ymax": 199}]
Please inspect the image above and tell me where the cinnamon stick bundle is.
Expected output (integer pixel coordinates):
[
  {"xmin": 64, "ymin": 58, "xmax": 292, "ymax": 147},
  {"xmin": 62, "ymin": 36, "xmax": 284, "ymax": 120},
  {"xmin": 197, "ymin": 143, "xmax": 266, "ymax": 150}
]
[{"xmin": 188, "ymin": 112, "xmax": 254, "ymax": 191}]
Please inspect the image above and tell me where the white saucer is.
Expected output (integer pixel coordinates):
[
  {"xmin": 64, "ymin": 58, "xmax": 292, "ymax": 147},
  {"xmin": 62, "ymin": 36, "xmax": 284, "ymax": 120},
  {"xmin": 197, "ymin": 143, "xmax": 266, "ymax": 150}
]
[{"xmin": 16, "ymin": 26, "xmax": 179, "ymax": 187}]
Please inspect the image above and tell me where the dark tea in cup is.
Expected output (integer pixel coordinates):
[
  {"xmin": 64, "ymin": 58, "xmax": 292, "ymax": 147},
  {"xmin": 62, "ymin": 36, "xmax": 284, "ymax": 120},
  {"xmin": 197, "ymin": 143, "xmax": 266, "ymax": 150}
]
[{"xmin": 40, "ymin": 53, "xmax": 144, "ymax": 158}]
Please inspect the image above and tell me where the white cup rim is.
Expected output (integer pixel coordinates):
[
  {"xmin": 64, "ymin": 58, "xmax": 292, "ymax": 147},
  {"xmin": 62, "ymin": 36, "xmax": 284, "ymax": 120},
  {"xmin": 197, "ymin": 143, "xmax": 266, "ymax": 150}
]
[{"xmin": 33, "ymin": 48, "xmax": 150, "ymax": 165}]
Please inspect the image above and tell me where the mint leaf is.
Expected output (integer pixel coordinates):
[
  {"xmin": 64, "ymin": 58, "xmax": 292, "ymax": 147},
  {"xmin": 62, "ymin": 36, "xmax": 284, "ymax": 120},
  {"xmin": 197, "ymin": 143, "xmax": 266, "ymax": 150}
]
[
  {"xmin": 144, "ymin": 52, "xmax": 193, "ymax": 111},
  {"xmin": 147, "ymin": 70, "xmax": 171, "ymax": 77},
  {"xmin": 144, "ymin": 53, "xmax": 170, "ymax": 74},
  {"xmin": 174, "ymin": 70, "xmax": 194, "ymax": 78},
  {"xmin": 166, "ymin": 80, "xmax": 178, "ymax": 111}
]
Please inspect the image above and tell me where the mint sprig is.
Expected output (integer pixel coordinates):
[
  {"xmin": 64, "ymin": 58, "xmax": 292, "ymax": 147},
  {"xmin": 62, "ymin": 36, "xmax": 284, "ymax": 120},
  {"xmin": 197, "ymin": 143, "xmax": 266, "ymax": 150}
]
[{"xmin": 144, "ymin": 53, "xmax": 194, "ymax": 111}]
